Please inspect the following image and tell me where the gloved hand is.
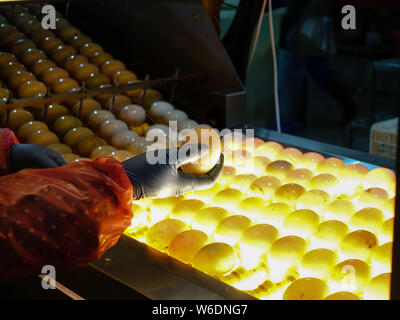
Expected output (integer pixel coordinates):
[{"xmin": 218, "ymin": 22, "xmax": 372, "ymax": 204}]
[
  {"xmin": 122, "ymin": 145, "xmax": 224, "ymax": 199},
  {"xmin": 10, "ymin": 144, "xmax": 67, "ymax": 172}
]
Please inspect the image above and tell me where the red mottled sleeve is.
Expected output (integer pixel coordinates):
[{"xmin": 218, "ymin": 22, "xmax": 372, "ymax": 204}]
[
  {"xmin": 0, "ymin": 157, "xmax": 133, "ymax": 281},
  {"xmin": 0, "ymin": 128, "xmax": 19, "ymax": 176}
]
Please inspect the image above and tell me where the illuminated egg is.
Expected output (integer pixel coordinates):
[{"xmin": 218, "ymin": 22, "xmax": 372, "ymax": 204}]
[
  {"xmin": 62, "ymin": 153, "xmax": 81, "ymax": 163},
  {"xmin": 64, "ymin": 55, "xmax": 89, "ymax": 74},
  {"xmin": 252, "ymin": 156, "xmax": 271, "ymax": 175},
  {"xmin": 31, "ymin": 59, "xmax": 57, "ymax": 77},
  {"xmin": 18, "ymin": 80, "xmax": 47, "ymax": 98},
  {"xmin": 110, "ymin": 130, "xmax": 138, "ymax": 149},
  {"xmin": 112, "ymin": 150, "xmax": 134, "ymax": 162},
  {"xmin": 170, "ymin": 199, "xmax": 206, "ymax": 225},
  {"xmin": 0, "ymin": 87, "xmax": 9, "ymax": 104},
  {"xmin": 218, "ymin": 166, "xmax": 237, "ymax": 186},
  {"xmin": 126, "ymin": 137, "xmax": 157, "ymax": 155},
  {"xmin": 53, "ymin": 116, "xmax": 83, "ymax": 138},
  {"xmin": 146, "ymin": 219, "xmax": 187, "ymax": 252},
  {"xmin": 40, "ymin": 104, "xmax": 69, "ymax": 127},
  {"xmin": 87, "ymin": 110, "xmax": 115, "ymax": 130},
  {"xmin": 52, "ymin": 78, "xmax": 80, "ymax": 94},
  {"xmin": 193, "ymin": 242, "xmax": 236, "ymax": 276},
  {"xmin": 316, "ymin": 157, "xmax": 345, "ymax": 176},
  {"xmin": 40, "ymin": 36, "xmax": 63, "ymax": 54},
  {"xmin": 90, "ymin": 145, "xmax": 117, "ymax": 159},
  {"xmin": 125, "ymin": 204, "xmax": 148, "ymax": 232},
  {"xmin": 14, "ymin": 12, "xmax": 35, "ymax": 28},
  {"xmin": 363, "ymin": 168, "xmax": 396, "ymax": 197},
  {"xmin": 357, "ymin": 188, "xmax": 389, "ymax": 211},
  {"xmin": 212, "ymin": 188, "xmax": 245, "ymax": 210},
  {"xmin": 339, "ymin": 230, "xmax": 378, "ymax": 261},
  {"xmin": 64, "ymin": 127, "xmax": 95, "ymax": 150},
  {"xmin": 27, "ymin": 130, "xmax": 59, "ymax": 146},
  {"xmin": 0, "ymin": 52, "xmax": 17, "ymax": 68},
  {"xmin": 364, "ymin": 273, "xmax": 391, "ymax": 300},
  {"xmin": 341, "ymin": 163, "xmax": 369, "ymax": 194},
  {"xmin": 58, "ymin": 25, "xmax": 80, "ymax": 43},
  {"xmin": 371, "ymin": 242, "xmax": 392, "ymax": 277},
  {"xmin": 148, "ymin": 196, "xmax": 182, "ymax": 224},
  {"xmin": 8, "ymin": 70, "xmax": 36, "ymax": 90},
  {"xmin": 286, "ymin": 168, "xmax": 313, "ymax": 187},
  {"xmin": 277, "ymin": 147, "xmax": 303, "ymax": 164},
  {"xmin": 119, "ymin": 104, "xmax": 146, "ymax": 127},
  {"xmin": 51, "ymin": 45, "xmax": 77, "ymax": 65},
  {"xmin": 98, "ymin": 119, "xmax": 129, "ymax": 142},
  {"xmin": 141, "ymin": 89, "xmax": 163, "ymax": 108},
  {"xmin": 300, "ymin": 249, "xmax": 338, "ymax": 279},
  {"xmin": 70, "ymin": 34, "xmax": 93, "ymax": 51},
  {"xmin": 265, "ymin": 160, "xmax": 293, "ymax": 180},
  {"xmin": 164, "ymin": 109, "xmax": 188, "ymax": 124},
  {"xmin": 101, "ymin": 59, "xmax": 126, "ymax": 77},
  {"xmin": 168, "ymin": 230, "xmax": 209, "ymax": 264},
  {"xmin": 2, "ymin": 109, "xmax": 34, "ymax": 131},
  {"xmin": 324, "ymin": 199, "xmax": 355, "ymax": 223},
  {"xmin": 104, "ymin": 95, "xmax": 132, "ymax": 114},
  {"xmin": 149, "ymin": 101, "xmax": 175, "ymax": 121},
  {"xmin": 42, "ymin": 67, "xmax": 69, "ymax": 86},
  {"xmin": 185, "ymin": 182, "xmax": 223, "ymax": 204},
  {"xmin": 72, "ymin": 99, "xmax": 101, "ymax": 120},
  {"xmin": 78, "ymin": 136, "xmax": 107, "ymax": 157},
  {"xmin": 177, "ymin": 119, "xmax": 198, "ymax": 132},
  {"xmin": 239, "ymin": 224, "xmax": 278, "ymax": 269},
  {"xmin": 309, "ymin": 174, "xmax": 340, "ymax": 196},
  {"xmin": 1, "ymin": 61, "xmax": 26, "ymax": 80},
  {"xmin": 47, "ymin": 143, "xmax": 73, "ymax": 155},
  {"xmin": 180, "ymin": 126, "xmax": 222, "ymax": 175},
  {"xmin": 214, "ymin": 215, "xmax": 252, "ymax": 246},
  {"xmin": 85, "ymin": 72, "xmax": 111, "ymax": 89},
  {"xmin": 349, "ymin": 207, "xmax": 384, "ymax": 234},
  {"xmin": 73, "ymin": 63, "xmax": 100, "ymax": 82},
  {"xmin": 258, "ymin": 202, "xmax": 292, "ymax": 228},
  {"xmin": 283, "ymin": 278, "xmax": 328, "ymax": 300},
  {"xmin": 238, "ymin": 197, "xmax": 267, "ymax": 221},
  {"xmin": 269, "ymin": 236, "xmax": 307, "ymax": 281},
  {"xmin": 329, "ymin": 259, "xmax": 370, "ymax": 294},
  {"xmin": 382, "ymin": 198, "xmax": 395, "ymax": 220},
  {"xmin": 112, "ymin": 70, "xmax": 137, "ymax": 84},
  {"xmin": 283, "ymin": 209, "xmax": 320, "ymax": 239},
  {"xmin": 380, "ymin": 218, "xmax": 394, "ymax": 244},
  {"xmin": 311, "ymin": 220, "xmax": 349, "ymax": 251},
  {"xmin": 275, "ymin": 183, "xmax": 305, "ymax": 207},
  {"xmin": 325, "ymin": 292, "xmax": 360, "ymax": 300},
  {"xmin": 17, "ymin": 121, "xmax": 49, "ymax": 142},
  {"xmin": 1, "ymin": 31, "xmax": 24, "ymax": 48},
  {"xmin": 31, "ymin": 29, "xmax": 55, "ymax": 45},
  {"xmin": 88, "ymin": 50, "xmax": 111, "ymax": 67},
  {"xmin": 191, "ymin": 206, "xmax": 229, "ymax": 236},
  {"xmin": 11, "ymin": 38, "xmax": 36, "ymax": 56},
  {"xmin": 255, "ymin": 141, "xmax": 283, "ymax": 159},
  {"xmin": 230, "ymin": 174, "xmax": 257, "ymax": 193}
]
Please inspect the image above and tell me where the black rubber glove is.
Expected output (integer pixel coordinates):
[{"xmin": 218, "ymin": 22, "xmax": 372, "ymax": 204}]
[
  {"xmin": 10, "ymin": 144, "xmax": 67, "ymax": 172},
  {"xmin": 122, "ymin": 145, "xmax": 224, "ymax": 199}
]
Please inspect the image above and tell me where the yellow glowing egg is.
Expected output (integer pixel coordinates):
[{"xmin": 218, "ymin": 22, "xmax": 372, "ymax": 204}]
[
  {"xmin": 77, "ymin": 137, "xmax": 108, "ymax": 158},
  {"xmin": 20, "ymin": 48, "xmax": 46, "ymax": 67},
  {"xmin": 278, "ymin": 147, "xmax": 303, "ymax": 164},
  {"xmin": 339, "ymin": 230, "xmax": 378, "ymax": 261},
  {"xmin": 87, "ymin": 109, "xmax": 115, "ymax": 130},
  {"xmin": 31, "ymin": 59, "xmax": 57, "ymax": 77},
  {"xmin": 364, "ymin": 273, "xmax": 391, "ymax": 300},
  {"xmin": 249, "ymin": 175, "xmax": 281, "ymax": 199},
  {"xmin": 300, "ymin": 249, "xmax": 337, "ymax": 278},
  {"xmin": 27, "ymin": 129, "xmax": 59, "ymax": 146},
  {"xmin": 0, "ymin": 52, "xmax": 17, "ymax": 69},
  {"xmin": 283, "ymin": 277, "xmax": 328, "ymax": 300},
  {"xmin": 148, "ymin": 196, "xmax": 182, "ymax": 224},
  {"xmin": 47, "ymin": 143, "xmax": 73, "ymax": 155},
  {"xmin": 112, "ymin": 70, "xmax": 137, "ymax": 84},
  {"xmin": 329, "ymin": 259, "xmax": 370, "ymax": 294},
  {"xmin": 371, "ymin": 242, "xmax": 392, "ymax": 277},
  {"xmin": 90, "ymin": 145, "xmax": 117, "ymax": 159},
  {"xmin": 238, "ymin": 197, "xmax": 267, "ymax": 221},
  {"xmin": 18, "ymin": 80, "xmax": 47, "ymax": 98},
  {"xmin": 53, "ymin": 116, "xmax": 83, "ymax": 138},
  {"xmin": 283, "ymin": 209, "xmax": 320, "ymax": 239},
  {"xmin": 341, "ymin": 163, "xmax": 369, "ymax": 194},
  {"xmin": 58, "ymin": 25, "xmax": 80, "ymax": 43},
  {"xmin": 74, "ymin": 63, "xmax": 100, "ymax": 82},
  {"xmin": 64, "ymin": 55, "xmax": 89, "ymax": 74},
  {"xmin": 259, "ymin": 203, "xmax": 292, "ymax": 227},
  {"xmin": 185, "ymin": 182, "xmax": 223, "ymax": 203},
  {"xmin": 309, "ymin": 174, "xmax": 340, "ymax": 195},
  {"xmin": 325, "ymin": 291, "xmax": 360, "ymax": 300},
  {"xmin": 382, "ymin": 198, "xmax": 395, "ymax": 220},
  {"xmin": 52, "ymin": 78, "xmax": 80, "ymax": 94},
  {"xmin": 274, "ymin": 183, "xmax": 305, "ymax": 207},
  {"xmin": 266, "ymin": 160, "xmax": 293, "ymax": 180},
  {"xmin": 146, "ymin": 219, "xmax": 187, "ymax": 252},
  {"xmin": 324, "ymin": 199, "xmax": 355, "ymax": 223},
  {"xmin": 101, "ymin": 59, "xmax": 126, "ymax": 77},
  {"xmin": 311, "ymin": 220, "xmax": 349, "ymax": 250},
  {"xmin": 11, "ymin": 38, "xmax": 36, "ymax": 56},
  {"xmin": 42, "ymin": 67, "xmax": 70, "ymax": 86},
  {"xmin": 230, "ymin": 174, "xmax": 257, "ymax": 192},
  {"xmin": 170, "ymin": 199, "xmax": 206, "ymax": 225},
  {"xmin": 98, "ymin": 119, "xmax": 129, "ymax": 142},
  {"xmin": 253, "ymin": 156, "xmax": 271, "ymax": 174},
  {"xmin": 357, "ymin": 188, "xmax": 389, "ymax": 211},
  {"xmin": 193, "ymin": 242, "xmax": 236, "ymax": 276},
  {"xmin": 104, "ymin": 95, "xmax": 133, "ymax": 114},
  {"xmin": 1, "ymin": 61, "xmax": 26, "ymax": 81},
  {"xmin": 191, "ymin": 207, "xmax": 229, "ymax": 235},
  {"xmin": 40, "ymin": 36, "xmax": 63, "ymax": 54},
  {"xmin": 64, "ymin": 127, "xmax": 95, "ymax": 150},
  {"xmin": 63, "ymin": 153, "xmax": 80, "ymax": 163},
  {"xmin": 363, "ymin": 168, "xmax": 396, "ymax": 197},
  {"xmin": 51, "ymin": 45, "xmax": 77, "ymax": 65},
  {"xmin": 214, "ymin": 215, "xmax": 252, "ymax": 246},
  {"xmin": 84, "ymin": 72, "xmax": 112, "ymax": 89},
  {"xmin": 316, "ymin": 157, "xmax": 345, "ymax": 176},
  {"xmin": 1, "ymin": 109, "xmax": 33, "ymax": 131},
  {"xmin": 255, "ymin": 141, "xmax": 283, "ymax": 159},
  {"xmin": 168, "ymin": 230, "xmax": 209, "ymax": 264},
  {"xmin": 126, "ymin": 203, "xmax": 148, "ymax": 232},
  {"xmin": 349, "ymin": 207, "xmax": 384, "ymax": 234},
  {"xmin": 72, "ymin": 99, "xmax": 101, "ymax": 121},
  {"xmin": 380, "ymin": 218, "xmax": 394, "ymax": 243},
  {"xmin": 269, "ymin": 236, "xmax": 307, "ymax": 265},
  {"xmin": 8, "ymin": 70, "xmax": 36, "ymax": 90},
  {"xmin": 212, "ymin": 188, "xmax": 244, "ymax": 210},
  {"xmin": 110, "ymin": 130, "xmax": 139, "ymax": 149},
  {"xmin": 70, "ymin": 34, "xmax": 93, "ymax": 50},
  {"xmin": 31, "ymin": 29, "xmax": 55, "ymax": 46},
  {"xmin": 17, "ymin": 120, "xmax": 48, "ymax": 142},
  {"xmin": 218, "ymin": 166, "xmax": 237, "ymax": 186},
  {"xmin": 286, "ymin": 168, "xmax": 313, "ymax": 187}
]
